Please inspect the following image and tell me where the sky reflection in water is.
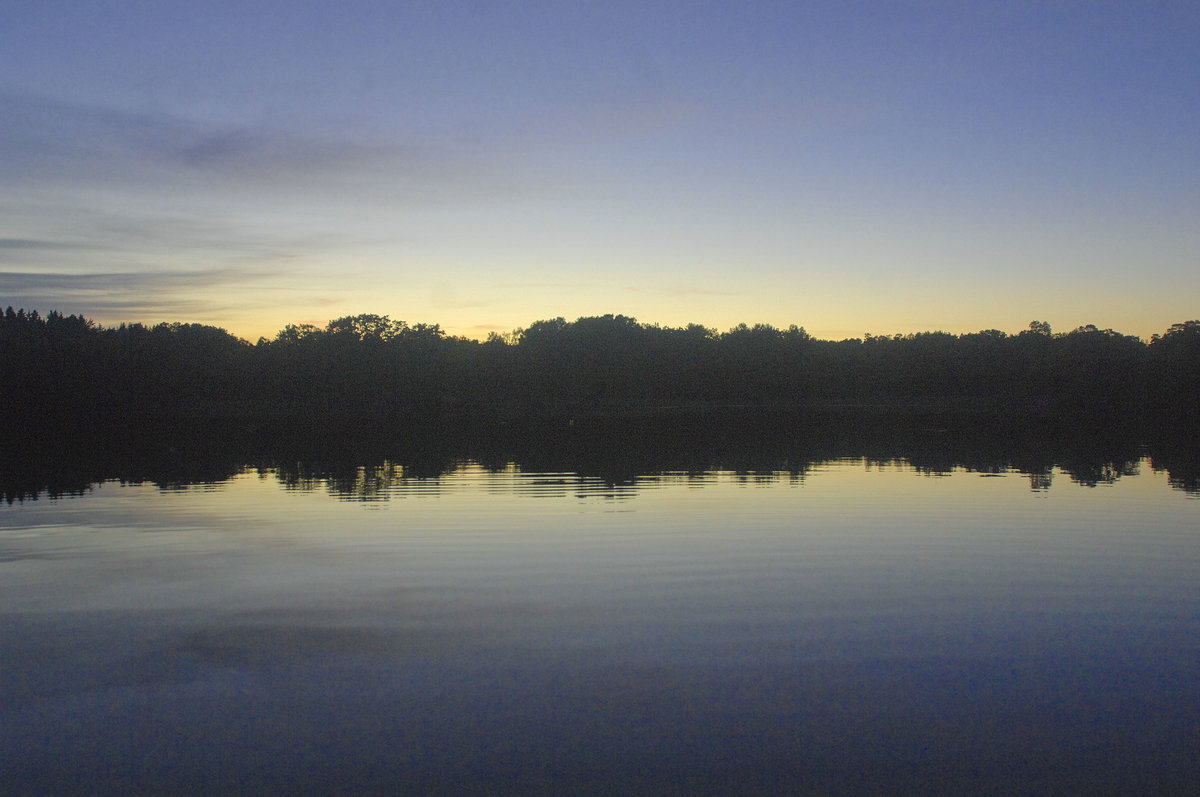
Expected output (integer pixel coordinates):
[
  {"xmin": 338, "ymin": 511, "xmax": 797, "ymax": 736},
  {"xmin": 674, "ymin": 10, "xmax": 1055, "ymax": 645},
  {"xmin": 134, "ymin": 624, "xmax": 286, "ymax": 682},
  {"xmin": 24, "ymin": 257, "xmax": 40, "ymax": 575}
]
[{"xmin": 2, "ymin": 459, "xmax": 1198, "ymax": 795}]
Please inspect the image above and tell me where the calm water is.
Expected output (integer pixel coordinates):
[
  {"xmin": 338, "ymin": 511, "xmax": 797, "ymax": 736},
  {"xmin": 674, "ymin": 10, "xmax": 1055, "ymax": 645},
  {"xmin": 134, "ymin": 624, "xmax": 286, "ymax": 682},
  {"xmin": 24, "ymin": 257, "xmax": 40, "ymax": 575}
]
[{"xmin": 3, "ymin": 455, "xmax": 1199, "ymax": 795}]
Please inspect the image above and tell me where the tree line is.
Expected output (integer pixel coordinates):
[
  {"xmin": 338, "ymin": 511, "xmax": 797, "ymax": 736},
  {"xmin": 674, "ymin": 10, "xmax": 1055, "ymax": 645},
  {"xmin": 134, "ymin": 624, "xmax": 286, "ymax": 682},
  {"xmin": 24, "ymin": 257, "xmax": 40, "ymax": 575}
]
[{"xmin": 2, "ymin": 307, "xmax": 1198, "ymax": 433}]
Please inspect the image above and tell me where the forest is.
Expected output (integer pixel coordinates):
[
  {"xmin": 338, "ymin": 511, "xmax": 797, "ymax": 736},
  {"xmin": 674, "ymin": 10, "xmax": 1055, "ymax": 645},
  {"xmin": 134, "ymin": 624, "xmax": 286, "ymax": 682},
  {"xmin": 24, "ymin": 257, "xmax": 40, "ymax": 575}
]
[{"xmin": 2, "ymin": 308, "xmax": 1198, "ymax": 437}]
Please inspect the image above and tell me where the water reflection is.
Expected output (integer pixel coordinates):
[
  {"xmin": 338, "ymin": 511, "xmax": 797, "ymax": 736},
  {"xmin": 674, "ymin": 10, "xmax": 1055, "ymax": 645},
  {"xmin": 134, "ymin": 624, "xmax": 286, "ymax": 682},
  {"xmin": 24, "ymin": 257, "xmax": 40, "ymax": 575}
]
[
  {"xmin": 262, "ymin": 456, "xmax": 1159, "ymax": 504},
  {"xmin": 3, "ymin": 425, "xmax": 1198, "ymax": 795},
  {"xmin": 2, "ymin": 414, "xmax": 1197, "ymax": 504}
]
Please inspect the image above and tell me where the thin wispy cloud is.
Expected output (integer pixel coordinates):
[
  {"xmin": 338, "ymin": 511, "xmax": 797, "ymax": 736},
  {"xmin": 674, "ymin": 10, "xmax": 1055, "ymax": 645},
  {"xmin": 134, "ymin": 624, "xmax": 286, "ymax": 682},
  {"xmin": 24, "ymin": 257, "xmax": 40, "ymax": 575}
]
[
  {"xmin": 504, "ymin": 281, "xmax": 590, "ymax": 290},
  {"xmin": 0, "ymin": 91, "xmax": 540, "ymax": 201},
  {"xmin": 622, "ymin": 284, "xmax": 740, "ymax": 298},
  {"xmin": 2, "ymin": 267, "xmax": 275, "ymax": 293},
  {"xmin": 1, "ymin": 266, "xmax": 297, "ymax": 325},
  {"xmin": 0, "ymin": 238, "xmax": 90, "ymax": 251}
]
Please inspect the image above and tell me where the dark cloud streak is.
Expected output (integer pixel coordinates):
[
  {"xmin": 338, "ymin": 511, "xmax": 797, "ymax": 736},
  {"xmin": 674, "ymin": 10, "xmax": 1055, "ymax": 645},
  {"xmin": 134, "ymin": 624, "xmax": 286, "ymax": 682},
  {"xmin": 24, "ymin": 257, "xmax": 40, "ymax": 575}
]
[
  {"xmin": 0, "ymin": 238, "xmax": 87, "ymax": 250},
  {"xmin": 0, "ymin": 91, "xmax": 520, "ymax": 200},
  {"xmin": 0, "ymin": 267, "xmax": 295, "ymax": 327},
  {"xmin": 2, "ymin": 267, "xmax": 275, "ymax": 293}
]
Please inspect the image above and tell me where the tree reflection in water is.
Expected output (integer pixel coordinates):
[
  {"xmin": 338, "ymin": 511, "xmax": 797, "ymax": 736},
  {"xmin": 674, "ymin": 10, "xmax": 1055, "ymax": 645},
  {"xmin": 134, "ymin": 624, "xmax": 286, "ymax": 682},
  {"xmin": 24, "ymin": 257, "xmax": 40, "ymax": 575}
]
[{"xmin": 4, "ymin": 412, "xmax": 1197, "ymax": 504}]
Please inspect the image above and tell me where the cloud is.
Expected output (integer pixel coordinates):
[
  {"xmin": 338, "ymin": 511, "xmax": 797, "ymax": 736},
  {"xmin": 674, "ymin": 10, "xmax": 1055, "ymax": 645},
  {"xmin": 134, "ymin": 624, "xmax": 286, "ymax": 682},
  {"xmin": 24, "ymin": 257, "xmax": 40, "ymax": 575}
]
[
  {"xmin": 1, "ymin": 268, "xmax": 271, "ymax": 293},
  {"xmin": 505, "ymin": 281, "xmax": 588, "ymax": 290},
  {"xmin": 664, "ymin": 286, "xmax": 739, "ymax": 298},
  {"xmin": 0, "ymin": 91, "xmax": 533, "ymax": 203},
  {"xmin": 0, "ymin": 195, "xmax": 335, "ymax": 279},
  {"xmin": 621, "ymin": 283, "xmax": 739, "ymax": 298},
  {"xmin": 0, "ymin": 238, "xmax": 86, "ymax": 250},
  {"xmin": 0, "ymin": 267, "xmax": 294, "ymax": 322}
]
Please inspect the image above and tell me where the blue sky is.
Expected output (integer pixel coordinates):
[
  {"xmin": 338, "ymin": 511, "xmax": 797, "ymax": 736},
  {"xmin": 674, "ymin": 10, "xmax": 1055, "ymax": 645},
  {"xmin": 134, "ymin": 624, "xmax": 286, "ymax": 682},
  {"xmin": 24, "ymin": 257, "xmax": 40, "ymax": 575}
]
[{"xmin": 2, "ymin": 0, "xmax": 1197, "ymax": 340}]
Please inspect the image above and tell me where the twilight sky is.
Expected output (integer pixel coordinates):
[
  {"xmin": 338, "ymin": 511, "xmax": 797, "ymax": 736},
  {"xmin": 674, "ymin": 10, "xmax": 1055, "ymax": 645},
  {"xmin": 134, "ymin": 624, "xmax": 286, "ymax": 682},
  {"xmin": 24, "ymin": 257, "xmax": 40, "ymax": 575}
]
[{"xmin": 2, "ymin": 1, "xmax": 1197, "ymax": 341}]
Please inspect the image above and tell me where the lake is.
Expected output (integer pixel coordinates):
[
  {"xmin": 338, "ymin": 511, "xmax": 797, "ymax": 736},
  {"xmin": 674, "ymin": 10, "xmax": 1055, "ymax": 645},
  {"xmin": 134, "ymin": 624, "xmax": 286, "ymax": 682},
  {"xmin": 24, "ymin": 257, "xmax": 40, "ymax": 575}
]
[{"xmin": 3, "ymin": 431, "xmax": 1199, "ymax": 795}]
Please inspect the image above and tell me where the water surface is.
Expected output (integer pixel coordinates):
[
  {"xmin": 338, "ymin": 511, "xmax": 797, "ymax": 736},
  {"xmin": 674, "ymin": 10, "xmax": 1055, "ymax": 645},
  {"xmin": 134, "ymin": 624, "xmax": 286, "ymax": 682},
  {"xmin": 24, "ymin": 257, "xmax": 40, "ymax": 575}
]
[{"xmin": 3, "ymin": 457, "xmax": 1198, "ymax": 795}]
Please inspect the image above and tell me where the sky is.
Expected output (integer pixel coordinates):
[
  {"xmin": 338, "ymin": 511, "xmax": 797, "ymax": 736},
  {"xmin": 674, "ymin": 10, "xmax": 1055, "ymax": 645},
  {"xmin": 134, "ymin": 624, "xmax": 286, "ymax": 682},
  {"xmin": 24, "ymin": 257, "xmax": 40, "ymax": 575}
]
[{"xmin": 2, "ymin": 1, "xmax": 1197, "ymax": 342}]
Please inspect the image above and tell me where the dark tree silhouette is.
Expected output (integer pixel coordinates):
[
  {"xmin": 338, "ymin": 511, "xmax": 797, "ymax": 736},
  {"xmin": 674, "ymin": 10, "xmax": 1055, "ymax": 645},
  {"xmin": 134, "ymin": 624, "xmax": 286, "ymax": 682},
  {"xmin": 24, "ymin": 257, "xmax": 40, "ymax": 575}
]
[{"xmin": 4, "ymin": 307, "xmax": 1195, "ymax": 438}]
